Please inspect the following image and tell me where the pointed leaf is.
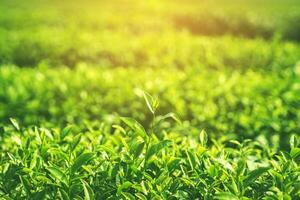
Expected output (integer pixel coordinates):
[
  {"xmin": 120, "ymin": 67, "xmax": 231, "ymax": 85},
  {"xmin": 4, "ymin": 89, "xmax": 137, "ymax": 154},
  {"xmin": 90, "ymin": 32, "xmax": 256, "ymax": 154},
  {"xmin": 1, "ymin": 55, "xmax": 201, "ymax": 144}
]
[
  {"xmin": 9, "ymin": 118, "xmax": 20, "ymax": 131},
  {"xmin": 117, "ymin": 181, "xmax": 133, "ymax": 195},
  {"xmin": 59, "ymin": 189, "xmax": 70, "ymax": 200},
  {"xmin": 290, "ymin": 135, "xmax": 298, "ymax": 149},
  {"xmin": 134, "ymin": 142, "xmax": 145, "ymax": 158},
  {"xmin": 70, "ymin": 134, "xmax": 82, "ymax": 151},
  {"xmin": 120, "ymin": 117, "xmax": 147, "ymax": 138},
  {"xmin": 216, "ymin": 192, "xmax": 239, "ymax": 200},
  {"xmin": 199, "ymin": 130, "xmax": 208, "ymax": 146},
  {"xmin": 81, "ymin": 180, "xmax": 94, "ymax": 200},
  {"xmin": 146, "ymin": 140, "xmax": 172, "ymax": 160},
  {"xmin": 243, "ymin": 167, "xmax": 270, "ymax": 187},
  {"xmin": 71, "ymin": 153, "xmax": 94, "ymax": 174},
  {"xmin": 290, "ymin": 147, "xmax": 300, "ymax": 159},
  {"xmin": 143, "ymin": 91, "xmax": 157, "ymax": 114},
  {"xmin": 47, "ymin": 166, "xmax": 67, "ymax": 185},
  {"xmin": 61, "ymin": 125, "xmax": 73, "ymax": 140}
]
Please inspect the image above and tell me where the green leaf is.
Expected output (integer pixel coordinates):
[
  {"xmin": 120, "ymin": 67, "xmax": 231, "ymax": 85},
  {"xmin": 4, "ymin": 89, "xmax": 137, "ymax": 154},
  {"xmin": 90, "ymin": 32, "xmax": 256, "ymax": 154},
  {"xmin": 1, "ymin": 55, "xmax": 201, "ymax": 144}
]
[
  {"xmin": 236, "ymin": 160, "xmax": 246, "ymax": 176},
  {"xmin": 243, "ymin": 167, "xmax": 270, "ymax": 187},
  {"xmin": 29, "ymin": 151, "xmax": 38, "ymax": 169},
  {"xmin": 122, "ymin": 192, "xmax": 135, "ymax": 200},
  {"xmin": 135, "ymin": 193, "xmax": 147, "ymax": 200},
  {"xmin": 230, "ymin": 176, "xmax": 239, "ymax": 195},
  {"xmin": 269, "ymin": 169, "xmax": 283, "ymax": 186},
  {"xmin": 36, "ymin": 175, "xmax": 52, "ymax": 184},
  {"xmin": 208, "ymin": 165, "xmax": 218, "ymax": 177},
  {"xmin": 146, "ymin": 140, "xmax": 172, "ymax": 160},
  {"xmin": 120, "ymin": 117, "xmax": 147, "ymax": 138},
  {"xmin": 165, "ymin": 112, "xmax": 181, "ymax": 124},
  {"xmin": 117, "ymin": 181, "xmax": 133, "ymax": 195},
  {"xmin": 290, "ymin": 135, "xmax": 298, "ymax": 149},
  {"xmin": 46, "ymin": 166, "xmax": 67, "ymax": 185},
  {"xmin": 143, "ymin": 91, "xmax": 158, "ymax": 114},
  {"xmin": 155, "ymin": 113, "xmax": 181, "ymax": 125},
  {"xmin": 0, "ymin": 126, "xmax": 5, "ymax": 135},
  {"xmin": 167, "ymin": 158, "xmax": 181, "ymax": 173},
  {"xmin": 19, "ymin": 176, "xmax": 31, "ymax": 194},
  {"xmin": 215, "ymin": 192, "xmax": 239, "ymax": 200},
  {"xmin": 32, "ymin": 190, "xmax": 46, "ymax": 200},
  {"xmin": 70, "ymin": 134, "xmax": 82, "ymax": 151},
  {"xmin": 113, "ymin": 125, "xmax": 126, "ymax": 135},
  {"xmin": 290, "ymin": 147, "xmax": 300, "ymax": 159},
  {"xmin": 61, "ymin": 125, "xmax": 73, "ymax": 140},
  {"xmin": 9, "ymin": 118, "xmax": 20, "ymax": 131},
  {"xmin": 59, "ymin": 189, "xmax": 70, "ymax": 200},
  {"xmin": 134, "ymin": 142, "xmax": 145, "ymax": 158},
  {"xmin": 185, "ymin": 150, "xmax": 197, "ymax": 170},
  {"xmin": 71, "ymin": 153, "xmax": 94, "ymax": 174},
  {"xmin": 81, "ymin": 180, "xmax": 95, "ymax": 200},
  {"xmin": 280, "ymin": 151, "xmax": 292, "ymax": 161},
  {"xmin": 199, "ymin": 130, "xmax": 208, "ymax": 146}
]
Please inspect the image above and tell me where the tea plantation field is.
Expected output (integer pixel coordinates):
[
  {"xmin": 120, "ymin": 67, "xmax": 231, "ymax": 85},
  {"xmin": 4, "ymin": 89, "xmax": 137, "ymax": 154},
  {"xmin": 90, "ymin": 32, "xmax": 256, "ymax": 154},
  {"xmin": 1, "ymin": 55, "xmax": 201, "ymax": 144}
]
[{"xmin": 0, "ymin": 0, "xmax": 299, "ymax": 199}]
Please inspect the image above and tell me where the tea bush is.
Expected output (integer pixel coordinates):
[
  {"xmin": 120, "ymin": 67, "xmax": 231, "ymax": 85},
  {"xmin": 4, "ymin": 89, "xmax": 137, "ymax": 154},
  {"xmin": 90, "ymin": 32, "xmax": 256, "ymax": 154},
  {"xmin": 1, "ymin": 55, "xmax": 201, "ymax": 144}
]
[{"xmin": 0, "ymin": 106, "xmax": 299, "ymax": 199}]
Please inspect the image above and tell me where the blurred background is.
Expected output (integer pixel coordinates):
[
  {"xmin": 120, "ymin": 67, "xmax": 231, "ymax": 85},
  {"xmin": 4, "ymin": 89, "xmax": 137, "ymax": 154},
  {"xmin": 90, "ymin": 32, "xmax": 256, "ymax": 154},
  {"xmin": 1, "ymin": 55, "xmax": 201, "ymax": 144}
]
[{"xmin": 1, "ymin": 0, "xmax": 300, "ymax": 67}]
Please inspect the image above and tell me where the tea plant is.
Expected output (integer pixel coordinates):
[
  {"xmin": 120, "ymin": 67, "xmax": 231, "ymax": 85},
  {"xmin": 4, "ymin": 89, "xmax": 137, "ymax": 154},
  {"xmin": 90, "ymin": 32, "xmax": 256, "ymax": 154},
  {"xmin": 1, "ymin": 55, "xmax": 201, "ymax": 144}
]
[{"xmin": 0, "ymin": 96, "xmax": 299, "ymax": 199}]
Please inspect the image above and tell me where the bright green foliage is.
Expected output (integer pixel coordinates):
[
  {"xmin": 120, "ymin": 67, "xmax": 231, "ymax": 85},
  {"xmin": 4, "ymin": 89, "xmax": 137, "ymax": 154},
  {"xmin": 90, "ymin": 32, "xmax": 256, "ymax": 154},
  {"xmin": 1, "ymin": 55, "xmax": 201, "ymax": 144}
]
[{"xmin": 0, "ymin": 113, "xmax": 299, "ymax": 199}]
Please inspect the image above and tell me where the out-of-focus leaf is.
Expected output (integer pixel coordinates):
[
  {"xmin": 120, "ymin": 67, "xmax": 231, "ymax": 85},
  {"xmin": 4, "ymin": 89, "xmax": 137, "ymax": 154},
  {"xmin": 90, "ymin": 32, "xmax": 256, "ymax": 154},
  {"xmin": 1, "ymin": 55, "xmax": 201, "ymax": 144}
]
[
  {"xmin": 9, "ymin": 118, "xmax": 20, "ymax": 131},
  {"xmin": 199, "ymin": 130, "xmax": 208, "ymax": 146},
  {"xmin": 143, "ymin": 91, "xmax": 159, "ymax": 114}
]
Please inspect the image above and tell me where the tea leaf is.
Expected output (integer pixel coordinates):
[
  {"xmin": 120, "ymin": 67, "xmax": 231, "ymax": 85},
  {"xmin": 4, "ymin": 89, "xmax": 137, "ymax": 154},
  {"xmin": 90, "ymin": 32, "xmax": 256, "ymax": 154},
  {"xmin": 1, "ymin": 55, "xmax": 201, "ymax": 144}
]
[
  {"xmin": 47, "ymin": 166, "xmax": 68, "ymax": 185},
  {"xmin": 216, "ymin": 192, "xmax": 239, "ymax": 200},
  {"xmin": 243, "ymin": 167, "xmax": 270, "ymax": 187},
  {"xmin": 71, "ymin": 153, "xmax": 95, "ymax": 174},
  {"xmin": 81, "ymin": 180, "xmax": 94, "ymax": 200},
  {"xmin": 9, "ymin": 118, "xmax": 20, "ymax": 131},
  {"xmin": 146, "ymin": 140, "xmax": 172, "ymax": 160},
  {"xmin": 120, "ymin": 117, "xmax": 147, "ymax": 138}
]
